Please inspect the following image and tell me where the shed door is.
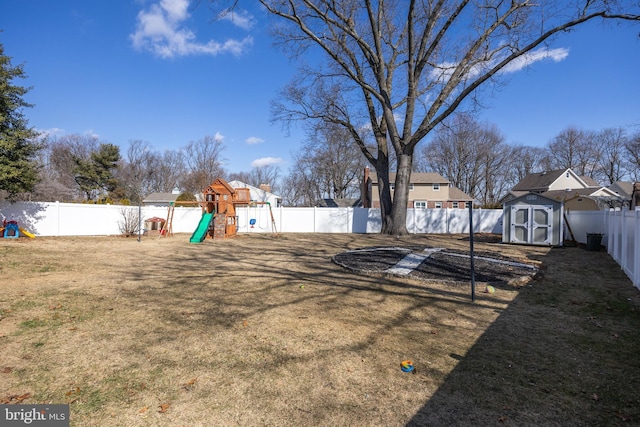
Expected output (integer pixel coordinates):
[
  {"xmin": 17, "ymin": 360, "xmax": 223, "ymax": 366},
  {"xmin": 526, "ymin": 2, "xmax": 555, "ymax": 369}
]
[{"xmin": 510, "ymin": 205, "xmax": 553, "ymax": 245}]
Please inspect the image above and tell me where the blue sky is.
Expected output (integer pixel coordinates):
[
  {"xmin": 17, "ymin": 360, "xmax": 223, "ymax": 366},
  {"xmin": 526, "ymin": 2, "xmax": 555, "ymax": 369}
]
[{"xmin": 1, "ymin": 1, "xmax": 639, "ymax": 174}]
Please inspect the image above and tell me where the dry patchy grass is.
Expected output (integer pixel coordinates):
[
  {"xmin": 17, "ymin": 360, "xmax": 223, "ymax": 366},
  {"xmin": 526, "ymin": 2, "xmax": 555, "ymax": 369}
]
[{"xmin": 0, "ymin": 233, "xmax": 638, "ymax": 426}]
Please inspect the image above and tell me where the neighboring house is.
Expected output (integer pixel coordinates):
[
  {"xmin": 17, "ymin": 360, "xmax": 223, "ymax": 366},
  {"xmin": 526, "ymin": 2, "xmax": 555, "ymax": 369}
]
[
  {"xmin": 608, "ymin": 181, "xmax": 639, "ymax": 209},
  {"xmin": 501, "ymin": 168, "xmax": 623, "ymax": 211},
  {"xmin": 362, "ymin": 168, "xmax": 473, "ymax": 209},
  {"xmin": 608, "ymin": 181, "xmax": 634, "ymax": 199},
  {"xmin": 142, "ymin": 188, "xmax": 182, "ymax": 206},
  {"xmin": 632, "ymin": 182, "xmax": 640, "ymax": 210},
  {"xmin": 228, "ymin": 181, "xmax": 283, "ymax": 207}
]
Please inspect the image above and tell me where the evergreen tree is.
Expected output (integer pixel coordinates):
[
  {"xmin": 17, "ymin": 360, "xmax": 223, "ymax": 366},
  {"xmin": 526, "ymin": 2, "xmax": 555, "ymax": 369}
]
[
  {"xmin": 0, "ymin": 42, "xmax": 42, "ymax": 199},
  {"xmin": 73, "ymin": 143, "xmax": 121, "ymax": 200}
]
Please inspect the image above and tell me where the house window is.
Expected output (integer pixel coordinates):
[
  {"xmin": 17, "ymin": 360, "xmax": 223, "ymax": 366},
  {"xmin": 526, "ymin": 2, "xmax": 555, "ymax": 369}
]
[
  {"xmin": 409, "ymin": 184, "xmax": 414, "ymax": 191},
  {"xmin": 433, "ymin": 183, "xmax": 440, "ymax": 191},
  {"xmin": 465, "ymin": 202, "xmax": 471, "ymax": 208},
  {"xmin": 435, "ymin": 202, "xmax": 442, "ymax": 208},
  {"xmin": 452, "ymin": 202, "xmax": 459, "ymax": 209},
  {"xmin": 414, "ymin": 201, "xmax": 426, "ymax": 209},
  {"xmin": 390, "ymin": 183, "xmax": 395, "ymax": 190}
]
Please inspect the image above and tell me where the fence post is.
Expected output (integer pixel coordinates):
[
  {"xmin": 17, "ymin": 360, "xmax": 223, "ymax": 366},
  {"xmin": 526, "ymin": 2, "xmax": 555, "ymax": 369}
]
[
  {"xmin": 445, "ymin": 208, "xmax": 449, "ymax": 234},
  {"xmin": 55, "ymin": 201, "xmax": 60, "ymax": 236},
  {"xmin": 613, "ymin": 208, "xmax": 621, "ymax": 262},
  {"xmin": 606, "ymin": 209, "xmax": 612, "ymax": 255},
  {"xmin": 634, "ymin": 208, "xmax": 640, "ymax": 289}
]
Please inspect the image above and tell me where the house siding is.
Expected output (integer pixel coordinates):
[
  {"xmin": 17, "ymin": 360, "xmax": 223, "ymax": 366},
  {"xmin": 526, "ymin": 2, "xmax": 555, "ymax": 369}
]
[
  {"xmin": 548, "ymin": 171, "xmax": 587, "ymax": 191},
  {"xmin": 365, "ymin": 170, "xmax": 472, "ymax": 209}
]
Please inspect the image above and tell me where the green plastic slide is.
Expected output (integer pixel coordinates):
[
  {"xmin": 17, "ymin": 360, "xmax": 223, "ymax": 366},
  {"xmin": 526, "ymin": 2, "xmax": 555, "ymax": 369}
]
[{"xmin": 189, "ymin": 211, "xmax": 214, "ymax": 243}]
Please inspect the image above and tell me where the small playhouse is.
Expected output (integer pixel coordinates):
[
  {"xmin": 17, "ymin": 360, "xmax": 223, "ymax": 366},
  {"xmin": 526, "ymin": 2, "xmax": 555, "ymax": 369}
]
[
  {"xmin": 502, "ymin": 192, "xmax": 564, "ymax": 246},
  {"xmin": 201, "ymin": 178, "xmax": 250, "ymax": 239}
]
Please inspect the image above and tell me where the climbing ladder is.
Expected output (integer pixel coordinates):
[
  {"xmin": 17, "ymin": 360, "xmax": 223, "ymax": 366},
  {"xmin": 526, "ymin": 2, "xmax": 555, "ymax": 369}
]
[
  {"xmin": 159, "ymin": 202, "xmax": 175, "ymax": 238},
  {"xmin": 267, "ymin": 202, "xmax": 278, "ymax": 235}
]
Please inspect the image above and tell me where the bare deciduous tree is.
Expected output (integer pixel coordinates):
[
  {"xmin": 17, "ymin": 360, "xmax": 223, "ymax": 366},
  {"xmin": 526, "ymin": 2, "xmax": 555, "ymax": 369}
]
[
  {"xmin": 35, "ymin": 134, "xmax": 102, "ymax": 201},
  {"xmin": 417, "ymin": 114, "xmax": 508, "ymax": 207},
  {"xmin": 182, "ymin": 135, "xmax": 226, "ymax": 194},
  {"xmin": 547, "ymin": 127, "xmax": 600, "ymax": 178},
  {"xmin": 116, "ymin": 139, "xmax": 157, "ymax": 203},
  {"xmin": 594, "ymin": 127, "xmax": 629, "ymax": 185},
  {"xmin": 229, "ymin": 165, "xmax": 282, "ymax": 193},
  {"xmin": 154, "ymin": 150, "xmax": 186, "ymax": 193},
  {"xmin": 507, "ymin": 145, "xmax": 550, "ymax": 184},
  {"xmin": 118, "ymin": 207, "xmax": 141, "ymax": 237},
  {"xmin": 230, "ymin": 0, "xmax": 640, "ymax": 234},
  {"xmin": 624, "ymin": 131, "xmax": 640, "ymax": 181}
]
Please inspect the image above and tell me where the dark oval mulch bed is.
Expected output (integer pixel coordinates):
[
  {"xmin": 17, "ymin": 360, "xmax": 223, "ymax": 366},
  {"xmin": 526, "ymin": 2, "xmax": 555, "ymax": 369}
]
[
  {"xmin": 410, "ymin": 252, "xmax": 536, "ymax": 285},
  {"xmin": 332, "ymin": 246, "xmax": 537, "ymax": 286},
  {"xmin": 332, "ymin": 248, "xmax": 410, "ymax": 272}
]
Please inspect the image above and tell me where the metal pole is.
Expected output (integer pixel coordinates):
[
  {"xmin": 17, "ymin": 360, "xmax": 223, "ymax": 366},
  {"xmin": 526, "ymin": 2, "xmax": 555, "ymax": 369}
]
[
  {"xmin": 469, "ymin": 202, "xmax": 475, "ymax": 302},
  {"xmin": 138, "ymin": 203, "xmax": 142, "ymax": 242}
]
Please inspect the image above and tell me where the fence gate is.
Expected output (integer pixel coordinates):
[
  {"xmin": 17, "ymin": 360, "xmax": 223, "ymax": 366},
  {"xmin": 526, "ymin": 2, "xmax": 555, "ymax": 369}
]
[{"xmin": 510, "ymin": 205, "xmax": 553, "ymax": 245}]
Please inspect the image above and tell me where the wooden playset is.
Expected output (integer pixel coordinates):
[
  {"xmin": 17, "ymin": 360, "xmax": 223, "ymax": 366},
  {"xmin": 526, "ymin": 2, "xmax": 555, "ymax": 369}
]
[
  {"xmin": 188, "ymin": 177, "xmax": 268, "ymax": 243},
  {"xmin": 156, "ymin": 177, "xmax": 275, "ymax": 242}
]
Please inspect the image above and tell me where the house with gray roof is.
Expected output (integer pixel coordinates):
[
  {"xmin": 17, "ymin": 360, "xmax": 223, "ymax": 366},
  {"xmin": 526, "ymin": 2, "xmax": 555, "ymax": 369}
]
[{"xmin": 501, "ymin": 168, "xmax": 624, "ymax": 210}]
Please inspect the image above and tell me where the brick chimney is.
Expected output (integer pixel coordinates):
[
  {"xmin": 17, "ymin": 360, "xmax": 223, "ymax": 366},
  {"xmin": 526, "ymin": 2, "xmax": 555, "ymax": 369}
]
[
  {"xmin": 259, "ymin": 184, "xmax": 271, "ymax": 193},
  {"xmin": 362, "ymin": 167, "xmax": 371, "ymax": 208}
]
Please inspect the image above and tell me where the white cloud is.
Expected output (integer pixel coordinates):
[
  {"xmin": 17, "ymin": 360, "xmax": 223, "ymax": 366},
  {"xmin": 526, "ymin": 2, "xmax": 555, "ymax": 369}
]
[
  {"xmin": 251, "ymin": 157, "xmax": 282, "ymax": 168},
  {"xmin": 502, "ymin": 47, "xmax": 569, "ymax": 73},
  {"xmin": 246, "ymin": 136, "xmax": 264, "ymax": 145},
  {"xmin": 130, "ymin": 0, "xmax": 254, "ymax": 58},
  {"xmin": 160, "ymin": 0, "xmax": 189, "ymax": 21},
  {"xmin": 430, "ymin": 47, "xmax": 570, "ymax": 82},
  {"xmin": 218, "ymin": 8, "xmax": 256, "ymax": 31},
  {"xmin": 36, "ymin": 127, "xmax": 65, "ymax": 138},
  {"xmin": 214, "ymin": 131, "xmax": 225, "ymax": 142}
]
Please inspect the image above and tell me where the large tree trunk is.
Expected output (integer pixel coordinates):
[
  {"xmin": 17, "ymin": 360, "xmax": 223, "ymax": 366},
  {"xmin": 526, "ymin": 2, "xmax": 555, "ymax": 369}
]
[
  {"xmin": 376, "ymin": 158, "xmax": 393, "ymax": 234},
  {"xmin": 382, "ymin": 152, "xmax": 413, "ymax": 236}
]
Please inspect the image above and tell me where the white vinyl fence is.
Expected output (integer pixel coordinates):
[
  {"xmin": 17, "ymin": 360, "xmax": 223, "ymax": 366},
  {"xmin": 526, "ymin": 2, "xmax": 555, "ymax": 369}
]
[
  {"xmin": 1, "ymin": 201, "xmax": 637, "ymax": 289},
  {"xmin": 0, "ymin": 201, "xmax": 503, "ymax": 237},
  {"xmin": 562, "ymin": 209, "xmax": 639, "ymax": 289},
  {"xmin": 236, "ymin": 206, "xmax": 504, "ymax": 234},
  {"xmin": 606, "ymin": 208, "xmax": 640, "ymax": 289}
]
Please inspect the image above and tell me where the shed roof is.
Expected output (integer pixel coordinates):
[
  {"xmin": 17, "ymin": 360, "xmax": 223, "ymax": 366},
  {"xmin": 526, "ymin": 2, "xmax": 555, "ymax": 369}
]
[
  {"xmin": 142, "ymin": 192, "xmax": 181, "ymax": 204},
  {"xmin": 504, "ymin": 192, "xmax": 561, "ymax": 205}
]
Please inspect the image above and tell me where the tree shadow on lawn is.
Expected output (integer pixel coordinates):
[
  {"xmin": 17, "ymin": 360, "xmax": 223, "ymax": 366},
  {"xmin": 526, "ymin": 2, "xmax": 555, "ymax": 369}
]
[
  {"xmin": 406, "ymin": 246, "xmax": 640, "ymax": 427},
  {"xmin": 102, "ymin": 233, "xmax": 640, "ymax": 425},
  {"xmin": 119, "ymin": 235, "xmax": 488, "ymax": 335}
]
